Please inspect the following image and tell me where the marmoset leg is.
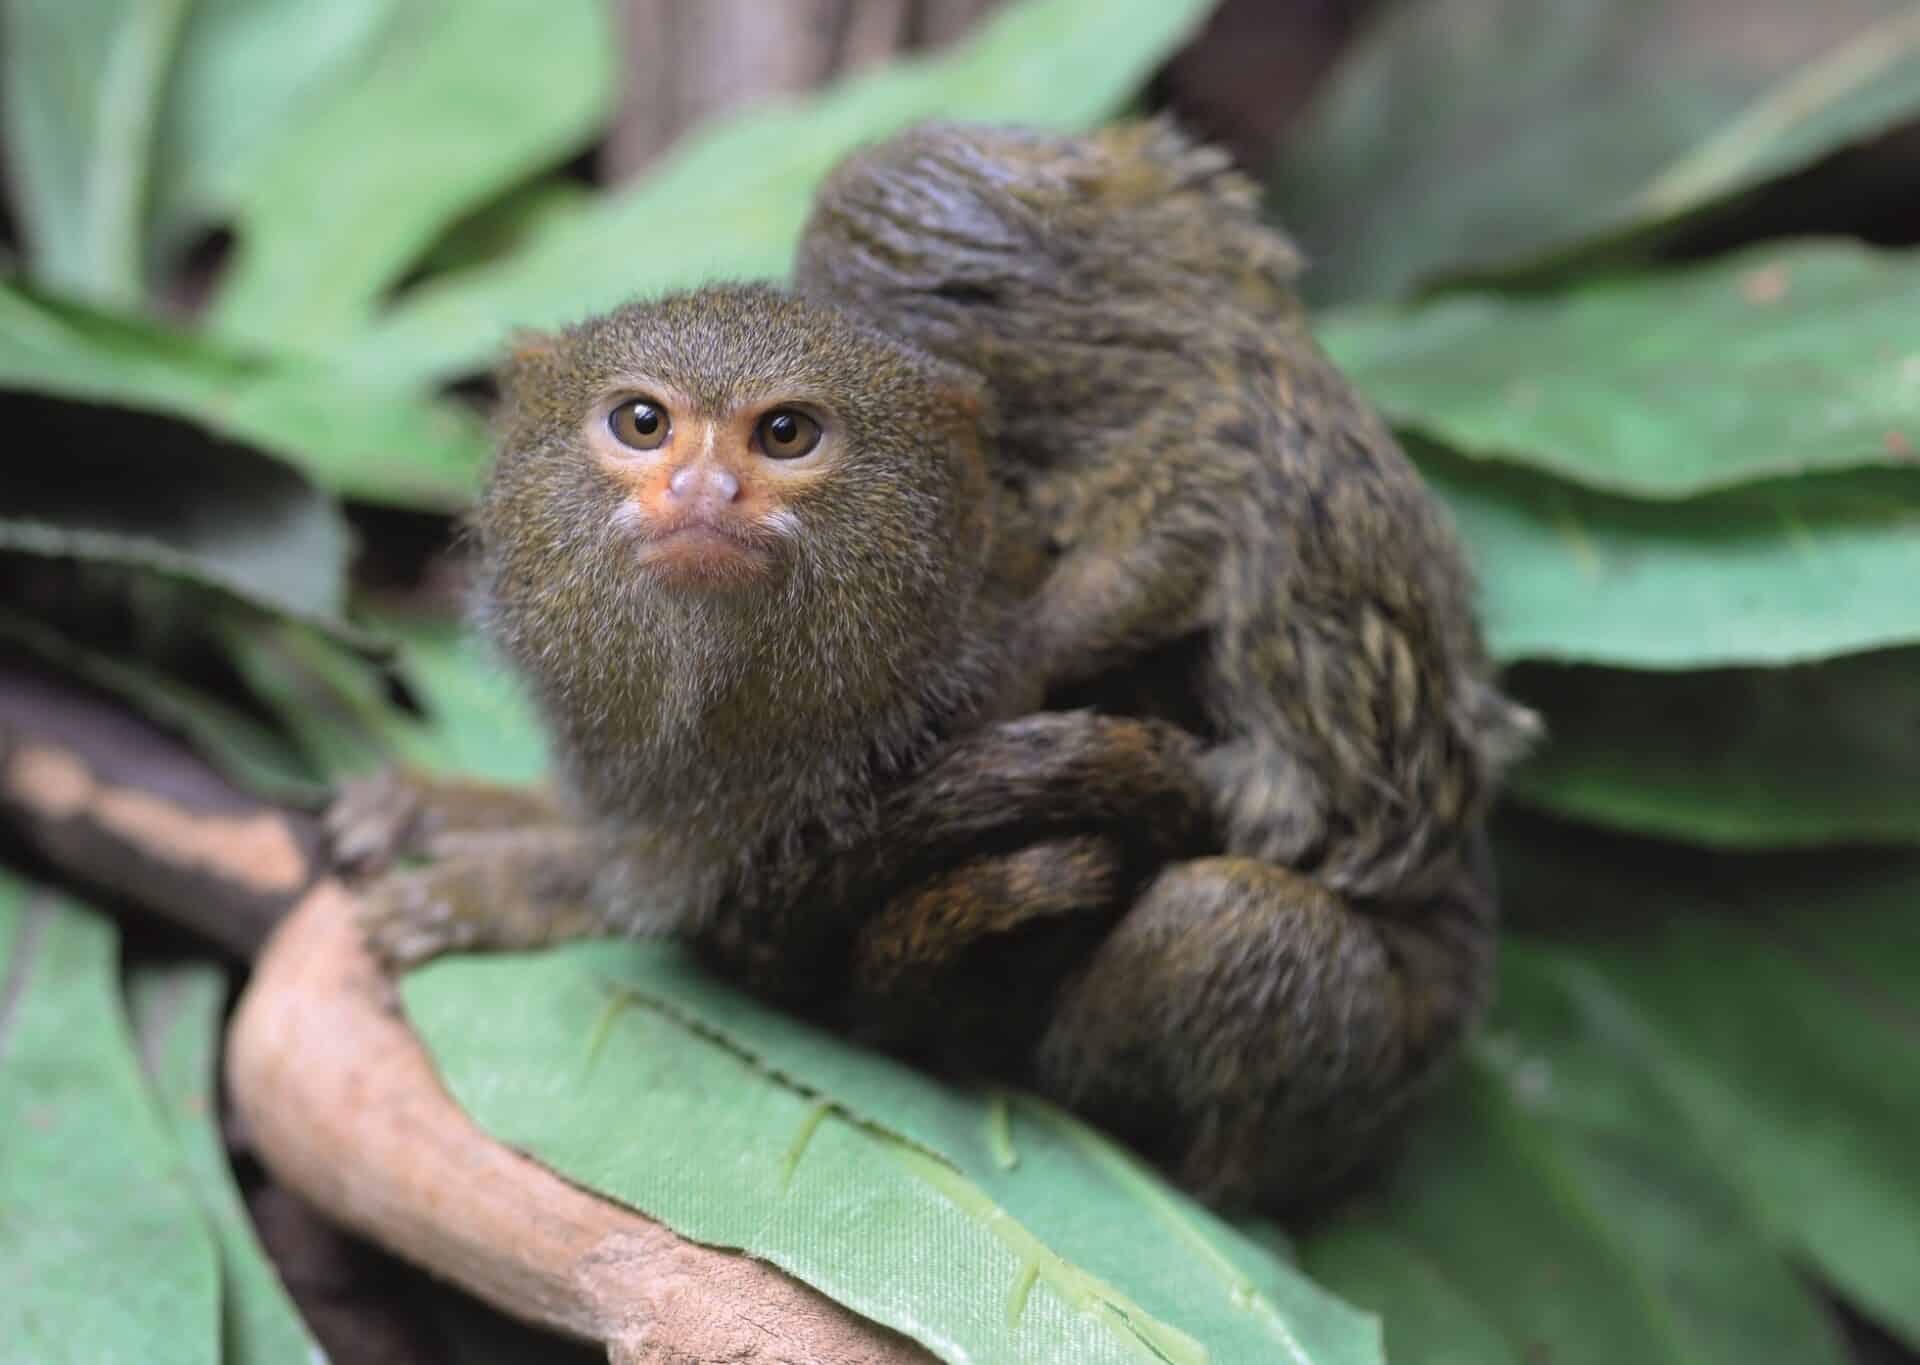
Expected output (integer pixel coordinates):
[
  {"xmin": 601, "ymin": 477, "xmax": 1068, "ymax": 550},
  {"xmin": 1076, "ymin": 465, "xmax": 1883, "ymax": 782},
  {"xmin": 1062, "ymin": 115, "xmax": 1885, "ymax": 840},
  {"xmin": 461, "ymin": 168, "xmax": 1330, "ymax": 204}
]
[
  {"xmin": 698, "ymin": 711, "xmax": 1218, "ymax": 1005},
  {"xmin": 327, "ymin": 768, "xmax": 569, "ymax": 874},
  {"xmin": 1033, "ymin": 841, "xmax": 1497, "ymax": 1211},
  {"xmin": 841, "ymin": 834, "xmax": 1130, "ymax": 1073},
  {"xmin": 352, "ymin": 827, "xmax": 603, "ymax": 969},
  {"xmin": 346, "ymin": 711, "xmax": 1215, "ymax": 975},
  {"xmin": 327, "ymin": 772, "xmax": 592, "ymax": 968}
]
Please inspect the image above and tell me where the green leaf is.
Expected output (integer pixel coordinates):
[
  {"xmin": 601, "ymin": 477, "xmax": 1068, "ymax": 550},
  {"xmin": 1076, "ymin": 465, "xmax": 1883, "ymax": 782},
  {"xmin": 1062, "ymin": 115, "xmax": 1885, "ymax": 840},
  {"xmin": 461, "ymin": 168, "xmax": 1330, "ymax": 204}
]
[
  {"xmin": 371, "ymin": 611, "xmax": 549, "ymax": 784},
  {"xmin": 1271, "ymin": 0, "xmax": 1920, "ymax": 302},
  {"xmin": 213, "ymin": 618, "xmax": 408, "ymax": 784},
  {"xmin": 1423, "ymin": 448, "xmax": 1920, "ymax": 668},
  {"xmin": 1594, "ymin": 886, "xmax": 1920, "ymax": 1348},
  {"xmin": 335, "ymin": 0, "xmax": 1219, "ymax": 389},
  {"xmin": 3, "ymin": 389, "xmax": 355, "ymax": 632},
  {"xmin": 130, "ymin": 963, "xmax": 325, "ymax": 1365},
  {"xmin": 1304, "ymin": 941, "xmax": 1852, "ymax": 1365},
  {"xmin": 1305, "ymin": 1061, "xmax": 1690, "ymax": 1365},
  {"xmin": 1506, "ymin": 650, "xmax": 1920, "ymax": 847},
  {"xmin": 0, "ymin": 882, "xmax": 221, "ymax": 1365},
  {"xmin": 0, "ymin": 282, "xmax": 489, "ymax": 508},
  {"xmin": 405, "ymin": 939, "xmax": 1381, "ymax": 1365},
  {"xmin": 0, "ymin": 0, "xmax": 193, "ymax": 306},
  {"xmin": 209, "ymin": 0, "xmax": 618, "ymax": 349},
  {"xmin": 415, "ymin": 176, "xmax": 595, "ymax": 280},
  {"xmin": 1485, "ymin": 946, "xmax": 1849, "ymax": 1365},
  {"xmin": 1298, "ymin": 1224, "xmax": 1522, "ymax": 1365},
  {"xmin": 1320, "ymin": 241, "xmax": 1920, "ymax": 499},
  {"xmin": 1623, "ymin": 8, "xmax": 1920, "ymax": 243},
  {"xmin": 1499, "ymin": 842, "xmax": 1920, "ymax": 1347},
  {"xmin": 1768, "ymin": 854, "xmax": 1920, "ymax": 1013},
  {"xmin": 148, "ymin": 0, "xmax": 395, "ymax": 263},
  {"xmin": 216, "ymin": 612, "xmax": 547, "ymax": 787},
  {"xmin": 587, "ymin": 941, "xmax": 1368, "ymax": 1360}
]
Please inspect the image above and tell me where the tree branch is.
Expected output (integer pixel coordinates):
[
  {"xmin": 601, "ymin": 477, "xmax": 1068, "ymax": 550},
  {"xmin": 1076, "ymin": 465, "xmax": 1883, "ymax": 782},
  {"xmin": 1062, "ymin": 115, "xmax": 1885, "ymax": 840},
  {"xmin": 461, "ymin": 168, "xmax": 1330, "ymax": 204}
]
[
  {"xmin": 228, "ymin": 881, "xmax": 933, "ymax": 1364},
  {"xmin": 0, "ymin": 658, "xmax": 931, "ymax": 1362}
]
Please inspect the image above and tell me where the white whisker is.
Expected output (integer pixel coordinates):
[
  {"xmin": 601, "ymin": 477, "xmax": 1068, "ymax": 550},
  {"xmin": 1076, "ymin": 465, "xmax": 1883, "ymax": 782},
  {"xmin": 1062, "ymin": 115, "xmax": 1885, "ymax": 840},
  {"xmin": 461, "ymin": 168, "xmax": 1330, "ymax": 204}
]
[
  {"xmin": 759, "ymin": 508, "xmax": 803, "ymax": 540},
  {"xmin": 609, "ymin": 499, "xmax": 644, "ymax": 534}
]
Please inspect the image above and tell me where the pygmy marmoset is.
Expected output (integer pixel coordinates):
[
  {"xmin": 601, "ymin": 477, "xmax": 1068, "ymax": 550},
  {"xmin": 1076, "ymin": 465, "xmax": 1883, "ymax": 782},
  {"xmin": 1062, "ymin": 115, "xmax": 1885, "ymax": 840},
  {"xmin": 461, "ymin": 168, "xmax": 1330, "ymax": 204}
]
[{"xmin": 338, "ymin": 121, "xmax": 1536, "ymax": 1210}]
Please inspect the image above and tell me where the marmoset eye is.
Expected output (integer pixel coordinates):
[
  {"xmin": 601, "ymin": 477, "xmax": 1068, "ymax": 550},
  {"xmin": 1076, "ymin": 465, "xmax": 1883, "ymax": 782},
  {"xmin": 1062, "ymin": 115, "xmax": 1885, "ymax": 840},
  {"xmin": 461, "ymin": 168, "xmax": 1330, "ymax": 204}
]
[
  {"xmin": 609, "ymin": 399, "xmax": 670, "ymax": 450},
  {"xmin": 756, "ymin": 408, "xmax": 822, "ymax": 459}
]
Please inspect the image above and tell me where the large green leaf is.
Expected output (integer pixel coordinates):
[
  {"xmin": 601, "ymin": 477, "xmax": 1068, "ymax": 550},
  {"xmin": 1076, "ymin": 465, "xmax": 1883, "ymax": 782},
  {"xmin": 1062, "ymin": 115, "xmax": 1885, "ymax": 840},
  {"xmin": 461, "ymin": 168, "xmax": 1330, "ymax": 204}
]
[
  {"xmin": 1499, "ymin": 842, "xmax": 1920, "ymax": 1347},
  {"xmin": 1298, "ymin": 1223, "xmax": 1522, "ymax": 1365},
  {"xmin": 584, "ymin": 942, "xmax": 1366, "ymax": 1358},
  {"xmin": 1506, "ymin": 650, "xmax": 1920, "ymax": 847},
  {"xmin": 1304, "ymin": 943, "xmax": 1851, "ymax": 1365},
  {"xmin": 130, "ymin": 963, "xmax": 324, "ymax": 1365},
  {"xmin": 1271, "ymin": 0, "xmax": 1920, "ymax": 302},
  {"xmin": 1423, "ymin": 448, "xmax": 1920, "ymax": 668},
  {"xmin": 1303, "ymin": 1075, "xmax": 1838, "ymax": 1365},
  {"xmin": 415, "ymin": 176, "xmax": 594, "ymax": 280},
  {"xmin": 0, "ymin": 282, "xmax": 489, "ymax": 508},
  {"xmin": 2, "ymin": 390, "xmax": 355, "ymax": 631},
  {"xmin": 406, "ymin": 939, "xmax": 1380, "ymax": 1365},
  {"xmin": 335, "ymin": 0, "xmax": 1219, "ymax": 389},
  {"xmin": 1592, "ymin": 896, "xmax": 1920, "ymax": 1348},
  {"xmin": 0, "ymin": 0, "xmax": 192, "ymax": 306},
  {"xmin": 0, "ymin": 882, "xmax": 221, "ymax": 1365},
  {"xmin": 1321, "ymin": 241, "xmax": 1920, "ymax": 499},
  {"xmin": 210, "ymin": 0, "xmax": 617, "ymax": 349},
  {"xmin": 1304, "ymin": 1060, "xmax": 1688, "ymax": 1365},
  {"xmin": 147, "ymin": 0, "xmax": 394, "ymax": 264},
  {"xmin": 1482, "ymin": 946, "xmax": 1849, "ymax": 1365}
]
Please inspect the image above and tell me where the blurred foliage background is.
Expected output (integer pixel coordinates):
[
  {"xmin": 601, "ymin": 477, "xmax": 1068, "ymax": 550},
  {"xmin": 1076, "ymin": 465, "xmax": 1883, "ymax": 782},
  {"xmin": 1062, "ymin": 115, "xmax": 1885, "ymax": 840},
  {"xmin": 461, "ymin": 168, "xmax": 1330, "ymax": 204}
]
[{"xmin": 1, "ymin": 1, "xmax": 1918, "ymax": 1363}]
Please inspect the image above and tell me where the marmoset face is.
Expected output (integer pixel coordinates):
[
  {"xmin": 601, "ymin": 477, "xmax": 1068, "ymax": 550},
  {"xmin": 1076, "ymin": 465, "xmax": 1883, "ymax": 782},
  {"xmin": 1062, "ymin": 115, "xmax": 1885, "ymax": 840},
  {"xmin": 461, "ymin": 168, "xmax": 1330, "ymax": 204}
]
[
  {"xmin": 484, "ymin": 284, "xmax": 992, "ymax": 610},
  {"xmin": 584, "ymin": 375, "xmax": 835, "ymax": 591}
]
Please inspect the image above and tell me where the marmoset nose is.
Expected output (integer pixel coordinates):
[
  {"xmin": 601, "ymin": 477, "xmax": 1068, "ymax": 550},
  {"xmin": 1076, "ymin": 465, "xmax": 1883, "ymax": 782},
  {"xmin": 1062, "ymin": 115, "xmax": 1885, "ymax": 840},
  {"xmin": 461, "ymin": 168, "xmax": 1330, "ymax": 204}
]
[{"xmin": 666, "ymin": 463, "xmax": 742, "ymax": 510}]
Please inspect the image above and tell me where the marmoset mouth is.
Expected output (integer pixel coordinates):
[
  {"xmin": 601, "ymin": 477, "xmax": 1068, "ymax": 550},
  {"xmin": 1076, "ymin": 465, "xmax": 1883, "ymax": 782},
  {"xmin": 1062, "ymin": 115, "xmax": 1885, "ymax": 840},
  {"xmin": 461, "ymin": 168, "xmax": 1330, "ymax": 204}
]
[{"xmin": 636, "ymin": 524, "xmax": 778, "ymax": 587}]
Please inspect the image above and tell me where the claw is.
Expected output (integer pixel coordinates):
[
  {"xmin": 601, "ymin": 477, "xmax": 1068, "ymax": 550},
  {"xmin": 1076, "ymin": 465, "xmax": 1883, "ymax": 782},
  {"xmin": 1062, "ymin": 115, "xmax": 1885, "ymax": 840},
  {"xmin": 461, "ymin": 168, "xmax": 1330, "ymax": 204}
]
[
  {"xmin": 327, "ymin": 770, "xmax": 428, "ymax": 877},
  {"xmin": 356, "ymin": 866, "xmax": 479, "ymax": 972}
]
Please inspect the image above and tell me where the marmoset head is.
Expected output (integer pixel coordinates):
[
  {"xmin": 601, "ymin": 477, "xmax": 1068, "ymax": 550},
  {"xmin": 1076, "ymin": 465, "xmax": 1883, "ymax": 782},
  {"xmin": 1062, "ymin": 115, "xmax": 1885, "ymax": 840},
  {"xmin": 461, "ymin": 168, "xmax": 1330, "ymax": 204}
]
[
  {"xmin": 796, "ymin": 121, "xmax": 1301, "ymax": 334},
  {"xmin": 476, "ymin": 284, "xmax": 1003, "ymax": 846}
]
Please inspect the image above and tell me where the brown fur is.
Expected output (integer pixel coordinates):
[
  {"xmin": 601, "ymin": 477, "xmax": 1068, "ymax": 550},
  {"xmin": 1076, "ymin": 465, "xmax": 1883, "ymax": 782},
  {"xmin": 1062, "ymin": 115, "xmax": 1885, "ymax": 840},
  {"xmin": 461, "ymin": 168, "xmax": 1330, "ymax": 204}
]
[
  {"xmin": 797, "ymin": 121, "xmax": 1537, "ymax": 900},
  {"xmin": 341, "ymin": 122, "xmax": 1535, "ymax": 1212},
  {"xmin": 795, "ymin": 121, "xmax": 1536, "ymax": 1204},
  {"xmin": 478, "ymin": 285, "xmax": 1018, "ymax": 931}
]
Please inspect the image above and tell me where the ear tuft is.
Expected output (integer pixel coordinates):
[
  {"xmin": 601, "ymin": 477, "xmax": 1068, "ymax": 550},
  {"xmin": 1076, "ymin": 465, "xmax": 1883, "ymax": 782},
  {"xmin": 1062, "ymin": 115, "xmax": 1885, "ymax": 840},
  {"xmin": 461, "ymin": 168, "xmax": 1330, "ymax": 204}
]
[{"xmin": 498, "ymin": 328, "xmax": 563, "ymax": 405}]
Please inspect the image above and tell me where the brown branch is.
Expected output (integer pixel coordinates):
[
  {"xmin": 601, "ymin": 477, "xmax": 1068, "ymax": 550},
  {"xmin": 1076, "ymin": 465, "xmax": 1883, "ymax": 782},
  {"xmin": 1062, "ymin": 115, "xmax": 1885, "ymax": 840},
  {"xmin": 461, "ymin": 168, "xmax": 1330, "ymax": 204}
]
[
  {"xmin": 228, "ymin": 880, "xmax": 934, "ymax": 1364},
  {"xmin": 0, "ymin": 658, "xmax": 929, "ymax": 1362},
  {"xmin": 0, "ymin": 658, "xmax": 319, "ymax": 957}
]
